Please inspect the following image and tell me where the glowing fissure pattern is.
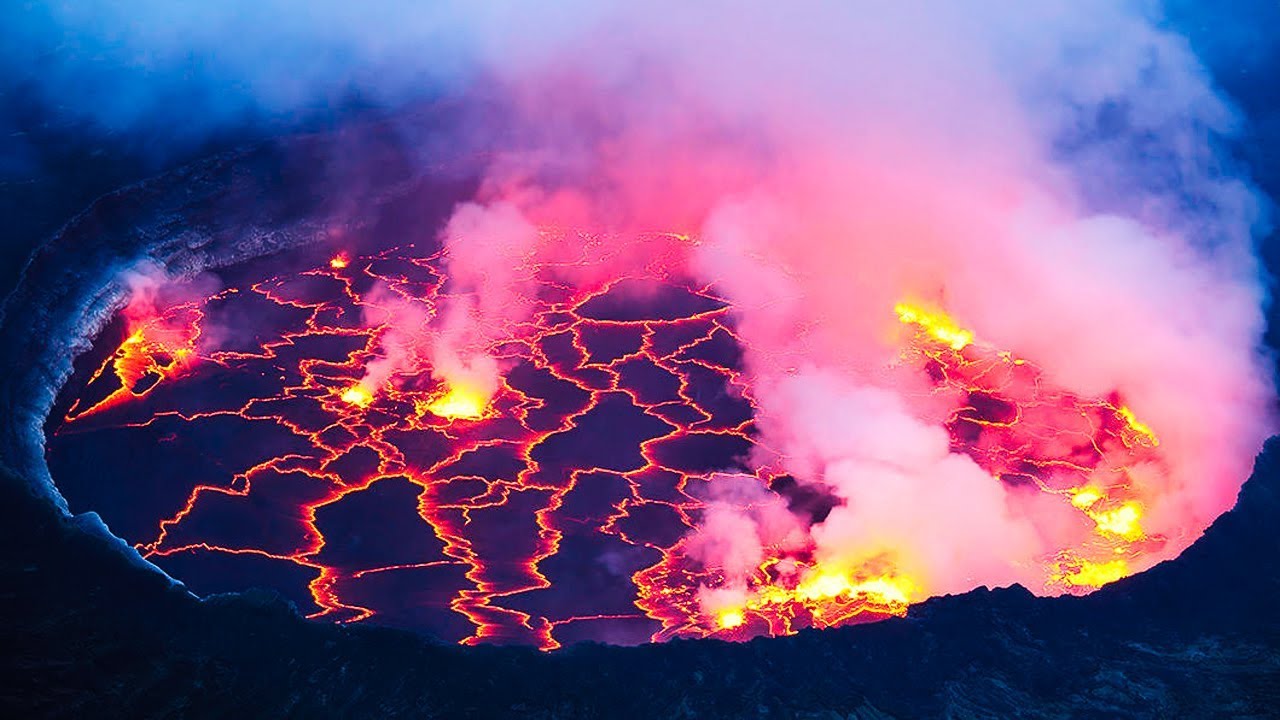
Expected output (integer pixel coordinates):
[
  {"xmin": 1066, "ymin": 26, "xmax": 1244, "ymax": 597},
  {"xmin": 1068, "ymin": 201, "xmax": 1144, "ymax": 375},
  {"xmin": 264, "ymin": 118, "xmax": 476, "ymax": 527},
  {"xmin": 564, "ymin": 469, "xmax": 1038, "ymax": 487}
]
[{"xmin": 50, "ymin": 245, "xmax": 1165, "ymax": 649}]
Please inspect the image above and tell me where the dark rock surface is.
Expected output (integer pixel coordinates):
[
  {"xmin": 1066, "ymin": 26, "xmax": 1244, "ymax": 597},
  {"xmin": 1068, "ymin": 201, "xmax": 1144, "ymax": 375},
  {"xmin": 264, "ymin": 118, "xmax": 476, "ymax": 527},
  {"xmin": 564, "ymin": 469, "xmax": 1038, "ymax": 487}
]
[
  {"xmin": 2, "ymin": 439, "xmax": 1278, "ymax": 718},
  {"xmin": 0, "ymin": 440, "xmax": 1274, "ymax": 712},
  {"xmin": 1, "ymin": 106, "xmax": 1277, "ymax": 719},
  {"xmin": 0, "ymin": 107, "xmax": 474, "ymax": 506}
]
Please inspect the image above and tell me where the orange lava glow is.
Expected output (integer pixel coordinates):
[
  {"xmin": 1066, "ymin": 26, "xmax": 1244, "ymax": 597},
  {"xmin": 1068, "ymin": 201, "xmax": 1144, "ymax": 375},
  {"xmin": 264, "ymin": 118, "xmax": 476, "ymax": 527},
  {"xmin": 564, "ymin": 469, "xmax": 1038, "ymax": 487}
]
[
  {"xmin": 716, "ymin": 609, "xmax": 745, "ymax": 629},
  {"xmin": 894, "ymin": 301, "xmax": 973, "ymax": 351},
  {"xmin": 52, "ymin": 239, "xmax": 1170, "ymax": 650},
  {"xmin": 340, "ymin": 385, "xmax": 374, "ymax": 408},
  {"xmin": 64, "ymin": 306, "xmax": 203, "ymax": 422},
  {"xmin": 423, "ymin": 383, "xmax": 491, "ymax": 420}
]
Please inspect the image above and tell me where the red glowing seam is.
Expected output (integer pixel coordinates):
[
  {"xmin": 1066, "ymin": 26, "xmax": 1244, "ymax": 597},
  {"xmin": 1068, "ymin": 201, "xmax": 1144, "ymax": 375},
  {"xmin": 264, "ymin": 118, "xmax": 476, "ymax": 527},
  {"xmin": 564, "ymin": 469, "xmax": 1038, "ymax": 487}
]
[{"xmin": 59, "ymin": 241, "xmax": 1165, "ymax": 650}]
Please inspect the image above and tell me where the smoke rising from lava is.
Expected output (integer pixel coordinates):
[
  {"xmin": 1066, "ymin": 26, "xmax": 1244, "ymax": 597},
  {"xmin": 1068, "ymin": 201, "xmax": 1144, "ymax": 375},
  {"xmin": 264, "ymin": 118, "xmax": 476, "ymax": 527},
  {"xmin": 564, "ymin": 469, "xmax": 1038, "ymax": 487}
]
[
  {"xmin": 429, "ymin": 202, "xmax": 540, "ymax": 405},
  {"xmin": 20, "ymin": 2, "xmax": 1277, "ymax": 629},
  {"xmin": 421, "ymin": 1, "xmax": 1275, "ymax": 612}
]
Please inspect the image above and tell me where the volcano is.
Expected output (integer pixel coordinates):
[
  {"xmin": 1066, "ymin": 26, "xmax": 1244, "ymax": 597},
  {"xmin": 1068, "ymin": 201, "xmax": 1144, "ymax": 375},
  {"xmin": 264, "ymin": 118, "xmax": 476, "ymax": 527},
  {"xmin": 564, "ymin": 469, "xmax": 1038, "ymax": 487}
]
[
  {"xmin": 4, "ymin": 2, "xmax": 1280, "ymax": 716},
  {"xmin": 41, "ymin": 176, "xmax": 1179, "ymax": 650},
  {"xmin": 0, "ymin": 94, "xmax": 1275, "ymax": 720}
]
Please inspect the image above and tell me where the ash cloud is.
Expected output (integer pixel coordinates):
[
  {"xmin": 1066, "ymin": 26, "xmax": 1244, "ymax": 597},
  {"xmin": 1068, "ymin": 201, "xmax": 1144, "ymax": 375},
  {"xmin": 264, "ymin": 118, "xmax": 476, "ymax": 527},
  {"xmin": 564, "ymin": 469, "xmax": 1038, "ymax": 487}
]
[{"xmin": 14, "ymin": 2, "xmax": 1277, "ymax": 617}]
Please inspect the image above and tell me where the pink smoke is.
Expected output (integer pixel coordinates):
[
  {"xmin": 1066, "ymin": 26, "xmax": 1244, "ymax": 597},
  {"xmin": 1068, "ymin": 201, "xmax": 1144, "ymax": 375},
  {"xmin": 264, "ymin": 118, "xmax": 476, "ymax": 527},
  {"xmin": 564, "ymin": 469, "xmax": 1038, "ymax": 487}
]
[
  {"xmin": 429, "ymin": 201, "xmax": 539, "ymax": 400},
  {"xmin": 353, "ymin": 282, "xmax": 432, "ymax": 395},
  {"xmin": 407, "ymin": 2, "xmax": 1273, "ymax": 612},
  {"xmin": 348, "ymin": 201, "xmax": 539, "ymax": 403}
]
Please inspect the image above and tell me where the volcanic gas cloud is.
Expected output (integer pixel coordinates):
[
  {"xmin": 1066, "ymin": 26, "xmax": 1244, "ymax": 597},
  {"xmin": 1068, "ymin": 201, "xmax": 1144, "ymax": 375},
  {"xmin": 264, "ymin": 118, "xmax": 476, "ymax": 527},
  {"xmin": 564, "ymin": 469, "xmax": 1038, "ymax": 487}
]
[
  {"xmin": 413, "ymin": 2, "xmax": 1273, "ymax": 627},
  {"xmin": 42, "ymin": 1, "xmax": 1275, "ymax": 646}
]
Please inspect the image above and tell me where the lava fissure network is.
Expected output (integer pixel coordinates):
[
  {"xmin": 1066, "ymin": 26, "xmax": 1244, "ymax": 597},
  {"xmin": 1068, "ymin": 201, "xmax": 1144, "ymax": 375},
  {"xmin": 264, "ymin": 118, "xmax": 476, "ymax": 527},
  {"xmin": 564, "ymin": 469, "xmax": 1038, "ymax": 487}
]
[{"xmin": 48, "ymin": 235, "xmax": 1168, "ymax": 650}]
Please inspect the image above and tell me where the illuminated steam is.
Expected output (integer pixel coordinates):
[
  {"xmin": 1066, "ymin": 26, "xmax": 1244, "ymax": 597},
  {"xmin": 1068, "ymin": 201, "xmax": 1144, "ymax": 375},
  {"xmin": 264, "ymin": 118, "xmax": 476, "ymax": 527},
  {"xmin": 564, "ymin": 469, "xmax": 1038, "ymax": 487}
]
[
  {"xmin": 21, "ymin": 1, "xmax": 1275, "ymax": 629},
  {"xmin": 429, "ymin": 201, "xmax": 539, "ymax": 408},
  {"xmin": 429, "ymin": 0, "xmax": 1275, "ymax": 612}
]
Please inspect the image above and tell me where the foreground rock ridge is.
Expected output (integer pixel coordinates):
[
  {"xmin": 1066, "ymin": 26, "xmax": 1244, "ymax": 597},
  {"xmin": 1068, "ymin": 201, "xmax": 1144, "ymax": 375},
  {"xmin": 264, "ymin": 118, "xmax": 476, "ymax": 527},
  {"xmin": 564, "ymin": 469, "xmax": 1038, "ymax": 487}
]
[{"xmin": 2, "ymin": 441, "xmax": 1277, "ymax": 718}]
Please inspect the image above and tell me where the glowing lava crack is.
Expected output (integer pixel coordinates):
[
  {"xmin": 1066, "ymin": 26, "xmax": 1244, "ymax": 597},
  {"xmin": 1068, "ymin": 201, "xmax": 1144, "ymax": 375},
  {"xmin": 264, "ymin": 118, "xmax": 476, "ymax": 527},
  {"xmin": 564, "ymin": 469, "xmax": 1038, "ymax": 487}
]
[{"xmin": 48, "ymin": 242, "xmax": 1168, "ymax": 649}]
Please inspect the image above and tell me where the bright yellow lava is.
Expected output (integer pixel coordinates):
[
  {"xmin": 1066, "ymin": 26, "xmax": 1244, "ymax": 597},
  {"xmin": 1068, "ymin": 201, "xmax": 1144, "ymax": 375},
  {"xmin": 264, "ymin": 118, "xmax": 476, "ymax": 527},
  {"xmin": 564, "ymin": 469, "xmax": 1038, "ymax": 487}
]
[
  {"xmin": 708, "ymin": 571, "xmax": 915, "ymax": 632},
  {"xmin": 737, "ymin": 569, "xmax": 918, "ymax": 620},
  {"xmin": 1069, "ymin": 488, "xmax": 1145, "ymax": 541},
  {"xmin": 1117, "ymin": 405, "xmax": 1159, "ymax": 446},
  {"xmin": 1089, "ymin": 501, "xmax": 1145, "ymax": 541},
  {"xmin": 424, "ymin": 384, "xmax": 489, "ymax": 420},
  {"xmin": 717, "ymin": 609, "xmax": 745, "ymax": 629},
  {"xmin": 340, "ymin": 385, "xmax": 374, "ymax": 408},
  {"xmin": 795, "ymin": 571, "xmax": 916, "ymax": 606},
  {"xmin": 1070, "ymin": 487, "xmax": 1103, "ymax": 509},
  {"xmin": 1055, "ymin": 558, "xmax": 1129, "ymax": 588},
  {"xmin": 329, "ymin": 254, "xmax": 349, "ymax": 269},
  {"xmin": 886, "ymin": 300, "xmax": 1157, "ymax": 596},
  {"xmin": 894, "ymin": 302, "xmax": 974, "ymax": 351}
]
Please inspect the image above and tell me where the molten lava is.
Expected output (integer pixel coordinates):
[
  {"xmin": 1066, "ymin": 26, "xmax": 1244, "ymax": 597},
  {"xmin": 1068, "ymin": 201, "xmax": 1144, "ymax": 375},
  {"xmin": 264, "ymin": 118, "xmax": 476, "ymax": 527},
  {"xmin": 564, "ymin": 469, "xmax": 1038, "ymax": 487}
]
[
  {"xmin": 64, "ymin": 305, "xmax": 203, "ymax": 422},
  {"xmin": 716, "ymin": 609, "xmax": 745, "ymax": 629},
  {"xmin": 894, "ymin": 301, "xmax": 974, "ymax": 351},
  {"xmin": 341, "ymin": 385, "xmax": 375, "ymax": 408},
  {"xmin": 423, "ymin": 383, "xmax": 490, "ymax": 420},
  {"xmin": 1118, "ymin": 405, "xmax": 1159, "ymax": 447},
  {"xmin": 49, "ymin": 238, "xmax": 1174, "ymax": 650}
]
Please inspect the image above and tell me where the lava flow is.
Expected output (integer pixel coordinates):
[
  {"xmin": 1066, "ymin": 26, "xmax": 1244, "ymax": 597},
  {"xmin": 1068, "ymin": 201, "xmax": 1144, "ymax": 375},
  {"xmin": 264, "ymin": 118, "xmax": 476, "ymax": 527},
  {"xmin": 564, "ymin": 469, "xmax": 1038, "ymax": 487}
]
[{"xmin": 48, "ymin": 237, "xmax": 1170, "ymax": 649}]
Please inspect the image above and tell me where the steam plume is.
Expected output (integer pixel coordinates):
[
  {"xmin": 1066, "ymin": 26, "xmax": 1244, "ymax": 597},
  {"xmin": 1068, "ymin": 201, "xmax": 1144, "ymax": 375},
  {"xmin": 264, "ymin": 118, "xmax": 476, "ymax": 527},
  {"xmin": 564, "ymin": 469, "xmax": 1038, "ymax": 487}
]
[
  {"xmin": 18, "ymin": 2, "xmax": 1276, "ymax": 616},
  {"xmin": 430, "ymin": 0, "xmax": 1275, "ymax": 606}
]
